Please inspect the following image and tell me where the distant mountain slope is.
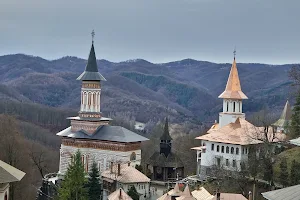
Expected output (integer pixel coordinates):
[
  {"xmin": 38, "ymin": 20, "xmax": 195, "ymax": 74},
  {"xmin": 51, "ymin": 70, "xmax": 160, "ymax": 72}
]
[{"xmin": 0, "ymin": 54, "xmax": 295, "ymax": 123}]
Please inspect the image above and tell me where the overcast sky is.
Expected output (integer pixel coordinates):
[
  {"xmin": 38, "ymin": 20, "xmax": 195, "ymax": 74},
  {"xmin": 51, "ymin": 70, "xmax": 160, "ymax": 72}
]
[{"xmin": 1, "ymin": 0, "xmax": 300, "ymax": 64}]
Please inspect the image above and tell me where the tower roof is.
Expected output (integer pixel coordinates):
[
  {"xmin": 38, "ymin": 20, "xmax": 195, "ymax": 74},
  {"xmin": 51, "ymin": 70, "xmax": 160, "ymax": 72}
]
[
  {"xmin": 273, "ymin": 100, "xmax": 292, "ymax": 127},
  {"xmin": 160, "ymin": 118, "xmax": 172, "ymax": 140},
  {"xmin": 77, "ymin": 43, "xmax": 106, "ymax": 81},
  {"xmin": 218, "ymin": 58, "xmax": 248, "ymax": 99}
]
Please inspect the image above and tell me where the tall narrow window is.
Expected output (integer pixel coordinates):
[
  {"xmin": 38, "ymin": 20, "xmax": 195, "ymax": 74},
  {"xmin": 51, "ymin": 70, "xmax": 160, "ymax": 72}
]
[
  {"xmin": 211, "ymin": 144, "xmax": 215, "ymax": 151},
  {"xmin": 227, "ymin": 101, "xmax": 229, "ymax": 112},
  {"xmin": 217, "ymin": 145, "xmax": 220, "ymax": 152},
  {"xmin": 221, "ymin": 146, "xmax": 224, "ymax": 153},
  {"xmin": 233, "ymin": 102, "xmax": 236, "ymax": 112},
  {"xmin": 233, "ymin": 160, "xmax": 236, "ymax": 167},
  {"xmin": 226, "ymin": 159, "xmax": 229, "ymax": 166},
  {"xmin": 226, "ymin": 146, "xmax": 229, "ymax": 153},
  {"xmin": 236, "ymin": 148, "xmax": 239, "ymax": 155},
  {"xmin": 231, "ymin": 147, "xmax": 234, "ymax": 154},
  {"xmin": 238, "ymin": 102, "xmax": 241, "ymax": 112}
]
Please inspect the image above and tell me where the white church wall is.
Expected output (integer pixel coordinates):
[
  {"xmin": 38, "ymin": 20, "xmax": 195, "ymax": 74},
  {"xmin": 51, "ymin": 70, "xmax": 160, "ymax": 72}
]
[{"xmin": 59, "ymin": 145, "xmax": 141, "ymax": 174}]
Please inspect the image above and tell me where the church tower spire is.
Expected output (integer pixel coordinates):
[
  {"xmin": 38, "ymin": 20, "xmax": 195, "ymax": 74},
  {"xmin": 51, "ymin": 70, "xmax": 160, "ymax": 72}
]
[
  {"xmin": 218, "ymin": 53, "xmax": 248, "ymax": 128},
  {"xmin": 160, "ymin": 118, "xmax": 172, "ymax": 157},
  {"xmin": 76, "ymin": 31, "xmax": 106, "ymax": 118}
]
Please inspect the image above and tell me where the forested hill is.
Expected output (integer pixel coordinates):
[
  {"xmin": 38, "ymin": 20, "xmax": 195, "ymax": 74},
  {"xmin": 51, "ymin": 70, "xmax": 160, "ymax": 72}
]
[{"xmin": 0, "ymin": 54, "xmax": 295, "ymax": 123}]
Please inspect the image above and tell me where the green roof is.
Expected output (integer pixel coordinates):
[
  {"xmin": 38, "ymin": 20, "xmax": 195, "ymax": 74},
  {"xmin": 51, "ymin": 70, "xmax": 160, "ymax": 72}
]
[{"xmin": 77, "ymin": 43, "xmax": 106, "ymax": 81}]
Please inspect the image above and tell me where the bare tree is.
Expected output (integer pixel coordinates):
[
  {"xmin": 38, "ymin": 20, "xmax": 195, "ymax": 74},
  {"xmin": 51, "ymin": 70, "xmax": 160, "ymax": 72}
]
[{"xmin": 29, "ymin": 144, "xmax": 49, "ymax": 178}]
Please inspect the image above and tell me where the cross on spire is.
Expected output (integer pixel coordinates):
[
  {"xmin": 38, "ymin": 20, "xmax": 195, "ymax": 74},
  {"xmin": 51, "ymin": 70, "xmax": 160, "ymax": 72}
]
[
  {"xmin": 233, "ymin": 47, "xmax": 236, "ymax": 60},
  {"xmin": 91, "ymin": 30, "xmax": 95, "ymax": 44}
]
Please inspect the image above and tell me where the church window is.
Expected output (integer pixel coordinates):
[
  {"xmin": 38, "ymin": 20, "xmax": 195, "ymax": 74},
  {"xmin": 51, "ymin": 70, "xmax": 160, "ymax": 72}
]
[
  {"xmin": 242, "ymin": 148, "xmax": 245, "ymax": 154},
  {"xmin": 236, "ymin": 148, "xmax": 239, "ymax": 155},
  {"xmin": 226, "ymin": 159, "xmax": 229, "ymax": 166},
  {"xmin": 232, "ymin": 160, "xmax": 236, "ymax": 167},
  {"xmin": 130, "ymin": 152, "xmax": 136, "ymax": 161},
  {"xmin": 226, "ymin": 146, "xmax": 229, "ymax": 153},
  {"xmin": 211, "ymin": 144, "xmax": 214, "ymax": 151},
  {"xmin": 221, "ymin": 146, "xmax": 224, "ymax": 153},
  {"xmin": 238, "ymin": 102, "xmax": 241, "ymax": 112},
  {"xmin": 231, "ymin": 147, "xmax": 234, "ymax": 154},
  {"xmin": 226, "ymin": 101, "xmax": 229, "ymax": 112},
  {"xmin": 217, "ymin": 145, "xmax": 220, "ymax": 152},
  {"xmin": 233, "ymin": 102, "xmax": 236, "ymax": 112}
]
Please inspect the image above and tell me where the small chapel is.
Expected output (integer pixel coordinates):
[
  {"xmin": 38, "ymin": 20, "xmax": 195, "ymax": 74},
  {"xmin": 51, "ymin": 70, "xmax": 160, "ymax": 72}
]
[
  {"xmin": 148, "ymin": 118, "xmax": 184, "ymax": 181},
  {"xmin": 56, "ymin": 36, "xmax": 148, "ymax": 175},
  {"xmin": 193, "ymin": 55, "xmax": 285, "ymax": 178}
]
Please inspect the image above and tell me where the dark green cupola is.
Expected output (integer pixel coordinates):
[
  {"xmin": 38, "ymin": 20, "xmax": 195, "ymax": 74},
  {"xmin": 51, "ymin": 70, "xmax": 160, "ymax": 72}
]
[{"xmin": 77, "ymin": 43, "xmax": 106, "ymax": 81}]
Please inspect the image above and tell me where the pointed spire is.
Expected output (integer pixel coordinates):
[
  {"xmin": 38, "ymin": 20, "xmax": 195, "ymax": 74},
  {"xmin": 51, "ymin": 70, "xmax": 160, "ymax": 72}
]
[
  {"xmin": 160, "ymin": 117, "xmax": 172, "ymax": 140},
  {"xmin": 76, "ymin": 34, "xmax": 106, "ymax": 81},
  {"xmin": 218, "ymin": 56, "xmax": 248, "ymax": 99},
  {"xmin": 273, "ymin": 100, "xmax": 292, "ymax": 127}
]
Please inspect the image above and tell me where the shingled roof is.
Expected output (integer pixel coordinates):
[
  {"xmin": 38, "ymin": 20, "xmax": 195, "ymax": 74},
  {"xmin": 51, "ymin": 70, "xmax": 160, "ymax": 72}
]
[
  {"xmin": 218, "ymin": 58, "xmax": 248, "ymax": 100},
  {"xmin": 261, "ymin": 184, "xmax": 300, "ymax": 200},
  {"xmin": 57, "ymin": 125, "xmax": 149, "ymax": 143},
  {"xmin": 149, "ymin": 152, "xmax": 184, "ymax": 168},
  {"xmin": 160, "ymin": 118, "xmax": 172, "ymax": 141},
  {"xmin": 77, "ymin": 43, "xmax": 106, "ymax": 81}
]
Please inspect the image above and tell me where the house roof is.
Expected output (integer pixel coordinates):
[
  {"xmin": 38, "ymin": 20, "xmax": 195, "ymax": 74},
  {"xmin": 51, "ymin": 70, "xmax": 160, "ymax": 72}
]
[
  {"xmin": 157, "ymin": 183, "xmax": 183, "ymax": 200},
  {"xmin": 195, "ymin": 118, "xmax": 286, "ymax": 145},
  {"xmin": 212, "ymin": 193, "xmax": 247, "ymax": 200},
  {"xmin": 176, "ymin": 185, "xmax": 197, "ymax": 200},
  {"xmin": 77, "ymin": 43, "xmax": 106, "ymax": 81},
  {"xmin": 218, "ymin": 58, "xmax": 248, "ymax": 100},
  {"xmin": 261, "ymin": 184, "xmax": 300, "ymax": 200},
  {"xmin": 57, "ymin": 125, "xmax": 149, "ymax": 143},
  {"xmin": 149, "ymin": 152, "xmax": 184, "ymax": 168},
  {"xmin": 0, "ymin": 160, "xmax": 25, "ymax": 183},
  {"xmin": 102, "ymin": 164, "xmax": 150, "ymax": 183},
  {"xmin": 108, "ymin": 188, "xmax": 133, "ymax": 200},
  {"xmin": 191, "ymin": 187, "xmax": 214, "ymax": 200},
  {"xmin": 273, "ymin": 100, "xmax": 292, "ymax": 127}
]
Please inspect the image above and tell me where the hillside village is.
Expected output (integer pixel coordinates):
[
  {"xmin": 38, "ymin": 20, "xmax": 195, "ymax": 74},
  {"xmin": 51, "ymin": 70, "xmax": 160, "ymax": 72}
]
[{"xmin": 0, "ymin": 35, "xmax": 288, "ymax": 200}]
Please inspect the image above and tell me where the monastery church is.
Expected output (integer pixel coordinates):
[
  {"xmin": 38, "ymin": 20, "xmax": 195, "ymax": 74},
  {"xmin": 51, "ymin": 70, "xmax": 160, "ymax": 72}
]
[
  {"xmin": 56, "ymin": 40, "xmax": 148, "ymax": 174},
  {"xmin": 193, "ymin": 56, "xmax": 285, "ymax": 178}
]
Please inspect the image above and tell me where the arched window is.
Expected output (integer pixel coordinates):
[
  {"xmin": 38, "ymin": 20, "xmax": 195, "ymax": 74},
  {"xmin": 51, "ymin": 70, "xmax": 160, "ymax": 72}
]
[
  {"xmin": 238, "ymin": 102, "xmax": 241, "ymax": 112},
  {"xmin": 211, "ymin": 144, "xmax": 215, "ymax": 151},
  {"xmin": 232, "ymin": 160, "xmax": 236, "ymax": 167},
  {"xmin": 130, "ymin": 152, "xmax": 136, "ymax": 161},
  {"xmin": 226, "ymin": 146, "xmax": 229, "ymax": 153},
  {"xmin": 217, "ymin": 145, "xmax": 220, "ymax": 152},
  {"xmin": 233, "ymin": 102, "xmax": 236, "ymax": 112},
  {"xmin": 221, "ymin": 146, "xmax": 224, "ymax": 153},
  {"xmin": 231, "ymin": 147, "xmax": 234, "ymax": 154},
  {"xmin": 236, "ymin": 147, "xmax": 239, "ymax": 155}
]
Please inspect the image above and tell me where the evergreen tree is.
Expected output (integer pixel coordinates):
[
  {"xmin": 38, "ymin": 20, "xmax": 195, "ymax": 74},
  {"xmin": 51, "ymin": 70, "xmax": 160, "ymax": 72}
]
[
  {"xmin": 290, "ymin": 92, "xmax": 300, "ymax": 138},
  {"xmin": 290, "ymin": 159, "xmax": 300, "ymax": 186},
  {"xmin": 127, "ymin": 186, "xmax": 140, "ymax": 200},
  {"xmin": 279, "ymin": 157, "xmax": 289, "ymax": 187},
  {"xmin": 87, "ymin": 161, "xmax": 102, "ymax": 200},
  {"xmin": 58, "ymin": 150, "xmax": 87, "ymax": 200}
]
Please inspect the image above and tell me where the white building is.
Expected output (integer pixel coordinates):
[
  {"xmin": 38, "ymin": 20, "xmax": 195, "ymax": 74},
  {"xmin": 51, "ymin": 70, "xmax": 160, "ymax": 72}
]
[
  {"xmin": 56, "ymin": 40, "xmax": 148, "ymax": 175},
  {"xmin": 193, "ymin": 56, "xmax": 285, "ymax": 178},
  {"xmin": 102, "ymin": 163, "xmax": 150, "ymax": 200}
]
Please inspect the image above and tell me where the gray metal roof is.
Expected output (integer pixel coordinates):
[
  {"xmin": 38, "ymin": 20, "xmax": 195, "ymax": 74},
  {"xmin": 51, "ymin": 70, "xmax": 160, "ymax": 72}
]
[
  {"xmin": 57, "ymin": 125, "xmax": 149, "ymax": 143},
  {"xmin": 0, "ymin": 160, "xmax": 25, "ymax": 183},
  {"xmin": 262, "ymin": 184, "xmax": 300, "ymax": 200},
  {"xmin": 77, "ymin": 43, "xmax": 106, "ymax": 81}
]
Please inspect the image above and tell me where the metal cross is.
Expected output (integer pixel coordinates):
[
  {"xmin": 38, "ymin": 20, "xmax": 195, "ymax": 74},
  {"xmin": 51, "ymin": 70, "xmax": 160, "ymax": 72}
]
[
  {"xmin": 91, "ymin": 30, "xmax": 95, "ymax": 44},
  {"xmin": 233, "ymin": 47, "xmax": 236, "ymax": 59}
]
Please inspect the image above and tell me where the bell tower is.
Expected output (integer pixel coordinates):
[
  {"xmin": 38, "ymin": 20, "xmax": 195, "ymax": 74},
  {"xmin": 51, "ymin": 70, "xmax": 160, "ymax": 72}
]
[
  {"xmin": 160, "ymin": 118, "xmax": 172, "ymax": 157},
  {"xmin": 218, "ymin": 54, "xmax": 248, "ymax": 128}
]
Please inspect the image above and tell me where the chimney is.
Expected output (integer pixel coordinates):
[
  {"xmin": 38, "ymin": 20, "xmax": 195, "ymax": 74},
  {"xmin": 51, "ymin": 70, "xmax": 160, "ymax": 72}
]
[
  {"xmin": 110, "ymin": 162, "xmax": 113, "ymax": 173},
  {"xmin": 118, "ymin": 163, "xmax": 121, "ymax": 176},
  {"xmin": 248, "ymin": 191, "xmax": 252, "ymax": 200}
]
